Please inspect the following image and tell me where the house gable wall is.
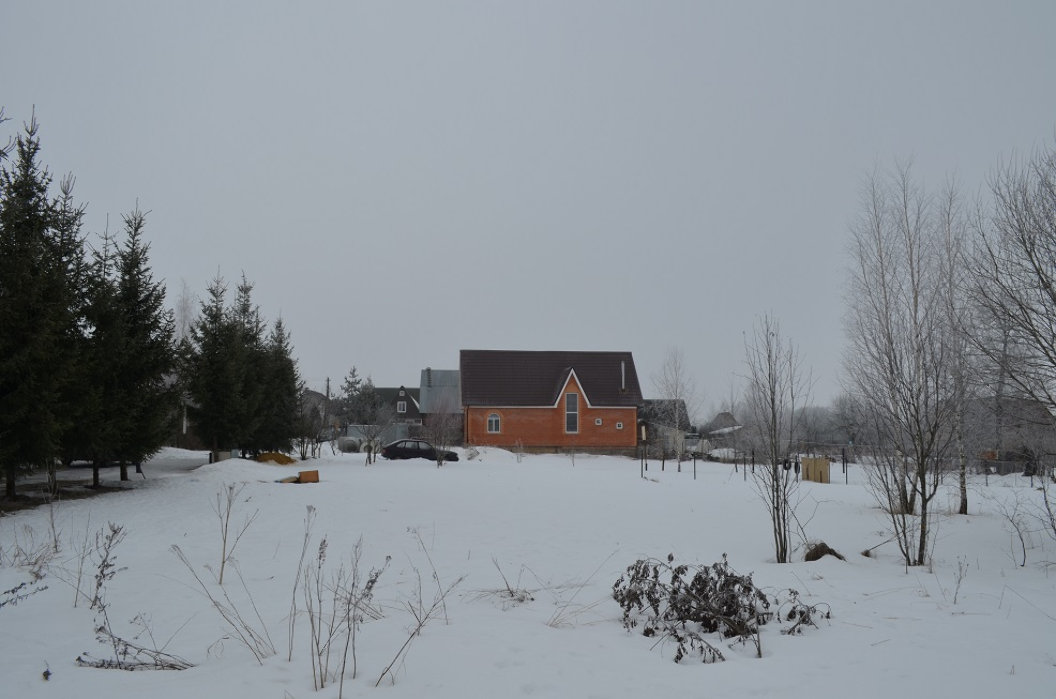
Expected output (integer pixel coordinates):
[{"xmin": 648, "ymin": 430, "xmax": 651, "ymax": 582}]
[{"xmin": 465, "ymin": 374, "xmax": 637, "ymax": 449}]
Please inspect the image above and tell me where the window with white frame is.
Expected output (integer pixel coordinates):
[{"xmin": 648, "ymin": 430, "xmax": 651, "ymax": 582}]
[
  {"xmin": 487, "ymin": 413, "xmax": 500, "ymax": 433},
  {"xmin": 397, "ymin": 401, "xmax": 407, "ymax": 414},
  {"xmin": 565, "ymin": 393, "xmax": 579, "ymax": 433}
]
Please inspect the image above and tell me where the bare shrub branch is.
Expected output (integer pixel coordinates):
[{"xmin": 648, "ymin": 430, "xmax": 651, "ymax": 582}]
[
  {"xmin": 287, "ymin": 505, "xmax": 316, "ymax": 662},
  {"xmin": 171, "ymin": 544, "xmax": 275, "ymax": 664},
  {"xmin": 375, "ymin": 571, "xmax": 464, "ymax": 687},
  {"xmin": 212, "ymin": 483, "xmax": 259, "ymax": 585}
]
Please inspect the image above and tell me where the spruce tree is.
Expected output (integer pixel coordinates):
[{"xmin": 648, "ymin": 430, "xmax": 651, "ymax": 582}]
[
  {"xmin": 350, "ymin": 378, "xmax": 384, "ymax": 425},
  {"xmin": 112, "ymin": 207, "xmax": 177, "ymax": 479},
  {"xmin": 72, "ymin": 228, "xmax": 125, "ymax": 488},
  {"xmin": 0, "ymin": 117, "xmax": 83, "ymax": 498},
  {"xmin": 231, "ymin": 275, "xmax": 266, "ymax": 455},
  {"xmin": 47, "ymin": 175, "xmax": 90, "ymax": 492},
  {"xmin": 252, "ymin": 318, "xmax": 301, "ymax": 453},
  {"xmin": 337, "ymin": 366, "xmax": 362, "ymax": 424},
  {"xmin": 184, "ymin": 273, "xmax": 301, "ymax": 459},
  {"xmin": 186, "ymin": 275, "xmax": 244, "ymax": 454}
]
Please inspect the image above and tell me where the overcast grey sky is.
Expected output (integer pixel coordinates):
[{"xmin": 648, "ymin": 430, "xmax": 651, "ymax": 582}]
[{"xmin": 4, "ymin": 1, "xmax": 1055, "ymax": 414}]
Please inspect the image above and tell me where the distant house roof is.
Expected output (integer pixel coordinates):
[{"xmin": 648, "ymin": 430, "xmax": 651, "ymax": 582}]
[
  {"xmin": 963, "ymin": 395, "xmax": 1056, "ymax": 453},
  {"xmin": 705, "ymin": 411, "xmax": 740, "ymax": 434},
  {"xmin": 460, "ymin": 349, "xmax": 642, "ymax": 408},
  {"xmin": 300, "ymin": 389, "xmax": 330, "ymax": 419},
  {"xmin": 375, "ymin": 386, "xmax": 421, "ymax": 421},
  {"xmin": 419, "ymin": 368, "xmax": 462, "ymax": 414},
  {"xmin": 965, "ymin": 396, "xmax": 1054, "ymax": 427}
]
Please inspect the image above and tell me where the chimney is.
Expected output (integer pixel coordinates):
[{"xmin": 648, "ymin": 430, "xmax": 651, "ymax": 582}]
[
  {"xmin": 426, "ymin": 367, "xmax": 433, "ymax": 387},
  {"xmin": 620, "ymin": 360, "xmax": 626, "ymax": 392}
]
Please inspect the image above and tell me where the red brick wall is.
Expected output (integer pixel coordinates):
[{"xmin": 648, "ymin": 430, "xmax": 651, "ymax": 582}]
[{"xmin": 464, "ymin": 376, "xmax": 638, "ymax": 449}]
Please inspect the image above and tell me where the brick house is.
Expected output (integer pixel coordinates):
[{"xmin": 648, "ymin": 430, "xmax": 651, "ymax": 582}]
[{"xmin": 460, "ymin": 349, "xmax": 642, "ymax": 452}]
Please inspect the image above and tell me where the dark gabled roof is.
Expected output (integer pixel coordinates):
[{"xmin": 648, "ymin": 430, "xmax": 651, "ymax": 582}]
[
  {"xmin": 704, "ymin": 411, "xmax": 740, "ymax": 433},
  {"xmin": 964, "ymin": 396, "xmax": 1055, "ymax": 427},
  {"xmin": 460, "ymin": 350, "xmax": 642, "ymax": 408},
  {"xmin": 375, "ymin": 386, "xmax": 421, "ymax": 414}
]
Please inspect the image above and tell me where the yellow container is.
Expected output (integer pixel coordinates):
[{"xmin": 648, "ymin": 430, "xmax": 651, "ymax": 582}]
[{"xmin": 801, "ymin": 457, "xmax": 830, "ymax": 484}]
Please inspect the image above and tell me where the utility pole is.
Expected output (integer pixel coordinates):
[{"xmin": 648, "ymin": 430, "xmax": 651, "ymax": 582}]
[{"xmin": 323, "ymin": 377, "xmax": 331, "ymax": 448}]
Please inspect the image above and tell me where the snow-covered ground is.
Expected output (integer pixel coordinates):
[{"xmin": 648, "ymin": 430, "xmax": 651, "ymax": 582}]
[{"xmin": 2, "ymin": 447, "xmax": 1054, "ymax": 698}]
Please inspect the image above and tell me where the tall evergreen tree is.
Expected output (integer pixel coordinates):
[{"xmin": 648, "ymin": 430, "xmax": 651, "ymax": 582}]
[
  {"xmin": 349, "ymin": 377, "xmax": 385, "ymax": 425},
  {"xmin": 184, "ymin": 273, "xmax": 302, "ymax": 459},
  {"xmin": 337, "ymin": 366, "xmax": 362, "ymax": 423},
  {"xmin": 48, "ymin": 175, "xmax": 90, "ymax": 492},
  {"xmin": 70, "ymin": 228, "xmax": 125, "ymax": 488},
  {"xmin": 112, "ymin": 207, "xmax": 177, "ymax": 479},
  {"xmin": 0, "ymin": 117, "xmax": 84, "ymax": 498},
  {"xmin": 186, "ymin": 275, "xmax": 245, "ymax": 453},
  {"xmin": 231, "ymin": 274, "xmax": 266, "ymax": 454},
  {"xmin": 252, "ymin": 318, "xmax": 302, "ymax": 453}
]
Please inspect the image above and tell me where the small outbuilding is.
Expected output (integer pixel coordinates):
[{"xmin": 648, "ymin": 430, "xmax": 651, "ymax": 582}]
[{"xmin": 801, "ymin": 457, "xmax": 831, "ymax": 484}]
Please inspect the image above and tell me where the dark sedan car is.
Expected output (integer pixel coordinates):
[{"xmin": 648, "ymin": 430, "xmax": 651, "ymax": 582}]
[{"xmin": 380, "ymin": 439, "xmax": 459, "ymax": 462}]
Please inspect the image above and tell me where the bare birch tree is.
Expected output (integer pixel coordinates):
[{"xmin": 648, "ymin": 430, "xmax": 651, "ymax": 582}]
[
  {"xmin": 422, "ymin": 392, "xmax": 461, "ymax": 468},
  {"xmin": 651, "ymin": 348, "xmax": 699, "ymax": 461},
  {"xmin": 358, "ymin": 405, "xmax": 394, "ymax": 465},
  {"xmin": 845, "ymin": 163, "xmax": 961, "ymax": 566},
  {"xmin": 173, "ymin": 278, "xmax": 196, "ymax": 345},
  {"xmin": 936, "ymin": 183, "xmax": 973, "ymax": 515},
  {"xmin": 971, "ymin": 143, "xmax": 1056, "ymax": 421},
  {"xmin": 743, "ymin": 314, "xmax": 810, "ymax": 564},
  {"xmin": 970, "ymin": 143, "xmax": 1056, "ymax": 528}
]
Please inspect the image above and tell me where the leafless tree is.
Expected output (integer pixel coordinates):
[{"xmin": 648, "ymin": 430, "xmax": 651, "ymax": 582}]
[
  {"xmin": 173, "ymin": 278, "xmax": 196, "ymax": 345},
  {"xmin": 845, "ymin": 163, "xmax": 962, "ymax": 566},
  {"xmin": 295, "ymin": 389, "xmax": 325, "ymax": 460},
  {"xmin": 829, "ymin": 392, "xmax": 865, "ymax": 456},
  {"xmin": 743, "ymin": 314, "xmax": 811, "ymax": 564},
  {"xmin": 421, "ymin": 393, "xmax": 461, "ymax": 468},
  {"xmin": 343, "ymin": 379, "xmax": 394, "ymax": 464},
  {"xmin": 794, "ymin": 405, "xmax": 833, "ymax": 454},
  {"xmin": 971, "ymin": 143, "xmax": 1056, "ymax": 427},
  {"xmin": 969, "ymin": 143, "xmax": 1056, "ymax": 531},
  {"xmin": 651, "ymin": 348, "xmax": 699, "ymax": 462},
  {"xmin": 171, "ymin": 279, "xmax": 197, "ymax": 450},
  {"xmin": 359, "ymin": 404, "xmax": 395, "ymax": 465},
  {"xmin": 935, "ymin": 182, "xmax": 973, "ymax": 515}
]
